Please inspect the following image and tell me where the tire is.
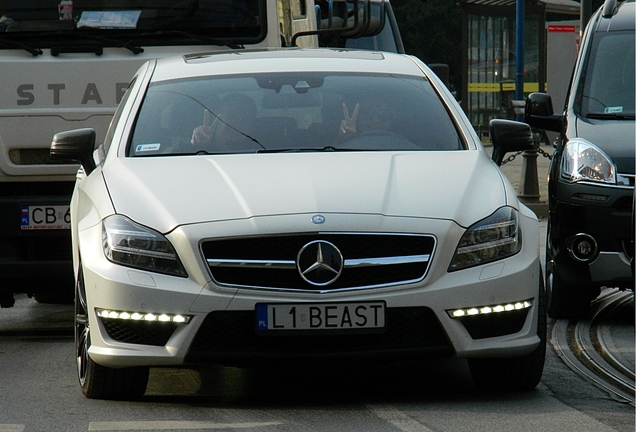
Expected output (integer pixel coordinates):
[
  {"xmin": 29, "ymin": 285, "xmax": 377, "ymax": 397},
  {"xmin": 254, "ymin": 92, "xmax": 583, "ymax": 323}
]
[
  {"xmin": 468, "ymin": 268, "xmax": 547, "ymax": 391},
  {"xmin": 75, "ymin": 263, "xmax": 149, "ymax": 400},
  {"xmin": 544, "ymin": 216, "xmax": 600, "ymax": 319},
  {"xmin": 545, "ymin": 258, "xmax": 593, "ymax": 319}
]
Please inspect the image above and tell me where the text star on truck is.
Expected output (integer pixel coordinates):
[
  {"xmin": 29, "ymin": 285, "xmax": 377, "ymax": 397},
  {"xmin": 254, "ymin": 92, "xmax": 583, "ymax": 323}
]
[{"xmin": 0, "ymin": 0, "xmax": 404, "ymax": 308}]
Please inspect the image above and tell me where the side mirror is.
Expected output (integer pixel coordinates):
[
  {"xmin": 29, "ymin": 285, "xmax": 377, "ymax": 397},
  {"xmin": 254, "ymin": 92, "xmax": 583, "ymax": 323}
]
[
  {"xmin": 490, "ymin": 119, "xmax": 534, "ymax": 166},
  {"xmin": 524, "ymin": 92, "xmax": 562, "ymax": 132},
  {"xmin": 50, "ymin": 128, "xmax": 97, "ymax": 175},
  {"xmin": 293, "ymin": 0, "xmax": 384, "ymax": 46}
]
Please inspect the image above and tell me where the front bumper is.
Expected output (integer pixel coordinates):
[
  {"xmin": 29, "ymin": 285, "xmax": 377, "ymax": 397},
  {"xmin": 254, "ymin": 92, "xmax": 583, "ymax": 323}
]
[
  {"xmin": 80, "ymin": 212, "xmax": 542, "ymax": 369},
  {"xmin": 552, "ymin": 179, "xmax": 634, "ymax": 288}
]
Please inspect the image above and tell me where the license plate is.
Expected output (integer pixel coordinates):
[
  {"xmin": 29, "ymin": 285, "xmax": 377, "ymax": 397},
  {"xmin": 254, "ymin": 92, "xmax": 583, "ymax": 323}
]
[
  {"xmin": 256, "ymin": 301, "xmax": 386, "ymax": 332},
  {"xmin": 20, "ymin": 205, "xmax": 71, "ymax": 230}
]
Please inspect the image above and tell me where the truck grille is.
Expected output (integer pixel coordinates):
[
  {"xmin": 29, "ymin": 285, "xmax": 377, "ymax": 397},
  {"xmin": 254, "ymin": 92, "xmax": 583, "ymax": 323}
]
[{"xmin": 201, "ymin": 233, "xmax": 435, "ymax": 291}]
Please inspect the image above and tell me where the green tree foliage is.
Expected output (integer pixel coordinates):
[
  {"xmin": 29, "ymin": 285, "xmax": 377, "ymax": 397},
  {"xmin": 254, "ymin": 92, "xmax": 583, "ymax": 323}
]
[{"xmin": 392, "ymin": 0, "xmax": 462, "ymax": 92}]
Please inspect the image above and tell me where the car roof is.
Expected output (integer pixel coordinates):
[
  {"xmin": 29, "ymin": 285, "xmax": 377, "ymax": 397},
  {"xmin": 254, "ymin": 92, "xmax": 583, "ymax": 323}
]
[{"xmin": 150, "ymin": 48, "xmax": 425, "ymax": 82}]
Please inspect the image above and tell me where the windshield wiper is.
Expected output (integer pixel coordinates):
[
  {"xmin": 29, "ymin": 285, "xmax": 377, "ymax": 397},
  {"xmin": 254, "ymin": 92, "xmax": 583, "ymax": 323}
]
[
  {"xmin": 0, "ymin": 38, "xmax": 42, "ymax": 56},
  {"xmin": 258, "ymin": 146, "xmax": 367, "ymax": 153},
  {"xmin": 586, "ymin": 112, "xmax": 635, "ymax": 120}
]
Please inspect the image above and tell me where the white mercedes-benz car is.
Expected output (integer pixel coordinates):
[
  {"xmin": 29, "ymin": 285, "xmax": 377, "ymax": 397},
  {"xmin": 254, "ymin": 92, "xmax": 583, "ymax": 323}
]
[{"xmin": 51, "ymin": 48, "xmax": 545, "ymax": 400}]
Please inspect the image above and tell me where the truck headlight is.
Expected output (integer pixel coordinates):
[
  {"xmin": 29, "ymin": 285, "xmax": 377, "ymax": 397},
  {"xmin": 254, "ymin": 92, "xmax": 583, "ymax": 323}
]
[
  {"xmin": 449, "ymin": 207, "xmax": 521, "ymax": 271},
  {"xmin": 561, "ymin": 138, "xmax": 616, "ymax": 184},
  {"xmin": 102, "ymin": 215, "xmax": 187, "ymax": 277}
]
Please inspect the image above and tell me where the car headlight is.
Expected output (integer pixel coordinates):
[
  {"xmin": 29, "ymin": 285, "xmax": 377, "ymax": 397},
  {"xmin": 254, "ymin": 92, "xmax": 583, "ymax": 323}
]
[
  {"xmin": 561, "ymin": 138, "xmax": 616, "ymax": 184},
  {"xmin": 102, "ymin": 215, "xmax": 187, "ymax": 277},
  {"xmin": 449, "ymin": 207, "xmax": 521, "ymax": 272}
]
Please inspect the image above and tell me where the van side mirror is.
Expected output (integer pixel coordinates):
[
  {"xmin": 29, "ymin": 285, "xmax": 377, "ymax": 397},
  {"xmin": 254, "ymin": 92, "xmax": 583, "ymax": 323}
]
[
  {"xmin": 524, "ymin": 92, "xmax": 562, "ymax": 132},
  {"xmin": 490, "ymin": 119, "xmax": 534, "ymax": 166},
  {"xmin": 50, "ymin": 128, "xmax": 97, "ymax": 175}
]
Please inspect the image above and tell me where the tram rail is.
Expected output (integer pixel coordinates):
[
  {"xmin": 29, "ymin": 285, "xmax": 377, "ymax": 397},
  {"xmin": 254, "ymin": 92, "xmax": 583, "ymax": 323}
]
[{"xmin": 551, "ymin": 288, "xmax": 635, "ymax": 406}]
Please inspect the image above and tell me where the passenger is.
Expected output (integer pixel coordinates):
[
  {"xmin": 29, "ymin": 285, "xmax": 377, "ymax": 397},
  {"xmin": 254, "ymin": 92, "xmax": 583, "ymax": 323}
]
[
  {"xmin": 191, "ymin": 93, "xmax": 258, "ymax": 152},
  {"xmin": 337, "ymin": 96, "xmax": 391, "ymax": 140}
]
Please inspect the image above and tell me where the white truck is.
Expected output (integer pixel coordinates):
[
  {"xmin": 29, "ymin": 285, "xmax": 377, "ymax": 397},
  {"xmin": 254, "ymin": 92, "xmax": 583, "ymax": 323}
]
[{"xmin": 0, "ymin": 0, "xmax": 404, "ymax": 307}]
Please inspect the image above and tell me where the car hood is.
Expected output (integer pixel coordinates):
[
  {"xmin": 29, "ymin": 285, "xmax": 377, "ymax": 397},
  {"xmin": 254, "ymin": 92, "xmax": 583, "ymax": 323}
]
[
  {"xmin": 575, "ymin": 118, "xmax": 635, "ymax": 173},
  {"xmin": 103, "ymin": 151, "xmax": 509, "ymax": 233}
]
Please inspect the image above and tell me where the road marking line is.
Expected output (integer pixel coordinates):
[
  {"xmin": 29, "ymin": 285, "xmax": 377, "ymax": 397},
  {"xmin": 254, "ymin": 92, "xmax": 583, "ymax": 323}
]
[
  {"xmin": 88, "ymin": 421, "xmax": 282, "ymax": 431},
  {"xmin": 0, "ymin": 426, "xmax": 25, "ymax": 432},
  {"xmin": 367, "ymin": 404, "xmax": 434, "ymax": 432}
]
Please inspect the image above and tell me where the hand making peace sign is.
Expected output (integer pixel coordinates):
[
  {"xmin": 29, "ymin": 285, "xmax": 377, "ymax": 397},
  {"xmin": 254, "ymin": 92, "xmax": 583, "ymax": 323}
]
[
  {"xmin": 339, "ymin": 102, "xmax": 360, "ymax": 135},
  {"xmin": 191, "ymin": 109, "xmax": 216, "ymax": 146}
]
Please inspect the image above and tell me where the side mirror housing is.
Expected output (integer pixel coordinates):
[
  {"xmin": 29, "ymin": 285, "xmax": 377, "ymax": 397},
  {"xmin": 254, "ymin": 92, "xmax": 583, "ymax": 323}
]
[
  {"xmin": 524, "ymin": 92, "xmax": 562, "ymax": 132},
  {"xmin": 490, "ymin": 119, "xmax": 534, "ymax": 166},
  {"xmin": 50, "ymin": 128, "xmax": 97, "ymax": 175}
]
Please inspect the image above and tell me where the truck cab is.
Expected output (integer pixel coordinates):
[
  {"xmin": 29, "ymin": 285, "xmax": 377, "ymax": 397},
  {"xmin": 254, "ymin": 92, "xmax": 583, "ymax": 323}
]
[{"xmin": 0, "ymin": 0, "xmax": 404, "ymax": 307}]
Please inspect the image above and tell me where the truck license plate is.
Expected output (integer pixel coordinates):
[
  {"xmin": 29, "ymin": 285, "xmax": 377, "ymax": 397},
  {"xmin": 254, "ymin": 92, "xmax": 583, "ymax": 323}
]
[
  {"xmin": 256, "ymin": 301, "xmax": 385, "ymax": 331},
  {"xmin": 20, "ymin": 205, "xmax": 71, "ymax": 230}
]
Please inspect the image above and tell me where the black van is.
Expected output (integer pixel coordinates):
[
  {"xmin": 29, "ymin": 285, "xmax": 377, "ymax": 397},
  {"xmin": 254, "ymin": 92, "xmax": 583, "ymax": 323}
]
[{"xmin": 525, "ymin": 0, "xmax": 634, "ymax": 318}]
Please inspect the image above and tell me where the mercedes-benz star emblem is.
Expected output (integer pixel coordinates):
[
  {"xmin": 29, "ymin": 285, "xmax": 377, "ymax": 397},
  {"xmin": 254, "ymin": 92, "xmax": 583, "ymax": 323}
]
[
  {"xmin": 297, "ymin": 240, "xmax": 343, "ymax": 286},
  {"xmin": 311, "ymin": 214, "xmax": 326, "ymax": 224}
]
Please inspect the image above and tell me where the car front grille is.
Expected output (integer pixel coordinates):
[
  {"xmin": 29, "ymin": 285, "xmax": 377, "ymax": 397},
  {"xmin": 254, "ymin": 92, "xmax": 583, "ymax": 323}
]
[
  {"xmin": 201, "ymin": 233, "xmax": 435, "ymax": 291},
  {"xmin": 185, "ymin": 307, "xmax": 453, "ymax": 364}
]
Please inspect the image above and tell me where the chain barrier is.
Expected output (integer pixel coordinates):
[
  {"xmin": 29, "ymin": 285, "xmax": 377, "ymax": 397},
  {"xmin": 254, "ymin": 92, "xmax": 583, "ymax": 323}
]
[
  {"xmin": 537, "ymin": 146, "xmax": 553, "ymax": 160},
  {"xmin": 500, "ymin": 147, "xmax": 553, "ymax": 165},
  {"xmin": 500, "ymin": 151, "xmax": 522, "ymax": 165}
]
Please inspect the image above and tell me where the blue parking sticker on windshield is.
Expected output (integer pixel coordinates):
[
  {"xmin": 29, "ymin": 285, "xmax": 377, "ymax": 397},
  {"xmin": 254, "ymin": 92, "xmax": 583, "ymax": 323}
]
[{"xmin": 136, "ymin": 143, "xmax": 161, "ymax": 152}]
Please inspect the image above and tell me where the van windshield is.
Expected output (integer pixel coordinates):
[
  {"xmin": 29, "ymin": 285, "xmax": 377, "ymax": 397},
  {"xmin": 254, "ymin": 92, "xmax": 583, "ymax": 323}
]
[
  {"xmin": 0, "ymin": 0, "xmax": 265, "ymax": 48},
  {"xmin": 576, "ymin": 31, "xmax": 635, "ymax": 119}
]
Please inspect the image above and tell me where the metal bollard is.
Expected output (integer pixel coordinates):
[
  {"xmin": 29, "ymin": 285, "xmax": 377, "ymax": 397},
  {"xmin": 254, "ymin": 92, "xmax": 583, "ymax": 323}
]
[
  {"xmin": 511, "ymin": 99, "xmax": 541, "ymax": 202},
  {"xmin": 518, "ymin": 147, "xmax": 541, "ymax": 202}
]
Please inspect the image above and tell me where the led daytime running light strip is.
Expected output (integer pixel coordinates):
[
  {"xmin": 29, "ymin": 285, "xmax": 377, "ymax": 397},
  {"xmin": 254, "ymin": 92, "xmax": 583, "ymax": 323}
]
[
  {"xmin": 96, "ymin": 308, "xmax": 192, "ymax": 324},
  {"xmin": 448, "ymin": 300, "xmax": 532, "ymax": 318}
]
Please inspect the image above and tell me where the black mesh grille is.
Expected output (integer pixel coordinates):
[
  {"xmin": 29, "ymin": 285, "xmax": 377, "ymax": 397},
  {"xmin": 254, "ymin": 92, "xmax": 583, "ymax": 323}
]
[
  {"xmin": 457, "ymin": 309, "xmax": 529, "ymax": 340},
  {"xmin": 100, "ymin": 318, "xmax": 179, "ymax": 346},
  {"xmin": 201, "ymin": 233, "xmax": 435, "ymax": 290},
  {"xmin": 185, "ymin": 307, "xmax": 453, "ymax": 364}
]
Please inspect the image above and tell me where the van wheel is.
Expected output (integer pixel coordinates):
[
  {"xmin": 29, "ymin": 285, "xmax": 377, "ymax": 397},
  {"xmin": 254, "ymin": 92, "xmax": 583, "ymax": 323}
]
[
  {"xmin": 545, "ymin": 254, "xmax": 596, "ymax": 320},
  {"xmin": 468, "ymin": 267, "xmax": 547, "ymax": 391},
  {"xmin": 75, "ymin": 263, "xmax": 149, "ymax": 400}
]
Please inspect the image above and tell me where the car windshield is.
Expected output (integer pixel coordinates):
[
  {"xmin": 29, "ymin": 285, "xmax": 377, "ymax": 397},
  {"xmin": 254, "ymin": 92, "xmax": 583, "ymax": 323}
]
[
  {"xmin": 128, "ymin": 72, "xmax": 465, "ymax": 156},
  {"xmin": 0, "ymin": 0, "xmax": 264, "ymax": 48},
  {"xmin": 576, "ymin": 31, "xmax": 635, "ymax": 119}
]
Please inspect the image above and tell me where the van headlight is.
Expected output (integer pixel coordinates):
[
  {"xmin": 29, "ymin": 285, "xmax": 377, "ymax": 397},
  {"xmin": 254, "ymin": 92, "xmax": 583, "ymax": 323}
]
[
  {"xmin": 102, "ymin": 215, "xmax": 187, "ymax": 277},
  {"xmin": 561, "ymin": 138, "xmax": 616, "ymax": 184},
  {"xmin": 449, "ymin": 207, "xmax": 521, "ymax": 271}
]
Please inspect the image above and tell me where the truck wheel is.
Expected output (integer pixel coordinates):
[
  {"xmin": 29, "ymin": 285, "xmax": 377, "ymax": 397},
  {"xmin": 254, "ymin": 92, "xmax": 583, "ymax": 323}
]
[
  {"xmin": 31, "ymin": 275, "xmax": 74, "ymax": 304},
  {"xmin": 468, "ymin": 268, "xmax": 547, "ymax": 391},
  {"xmin": 75, "ymin": 263, "xmax": 149, "ymax": 400}
]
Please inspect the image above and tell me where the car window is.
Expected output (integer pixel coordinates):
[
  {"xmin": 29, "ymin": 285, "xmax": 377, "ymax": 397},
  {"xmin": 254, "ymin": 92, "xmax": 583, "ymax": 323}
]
[
  {"xmin": 576, "ymin": 31, "xmax": 635, "ymax": 118},
  {"xmin": 127, "ymin": 72, "xmax": 465, "ymax": 156}
]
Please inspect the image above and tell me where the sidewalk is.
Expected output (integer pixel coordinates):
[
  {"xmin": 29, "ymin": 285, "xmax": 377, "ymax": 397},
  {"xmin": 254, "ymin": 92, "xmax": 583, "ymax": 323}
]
[{"xmin": 486, "ymin": 142, "xmax": 552, "ymax": 219}]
